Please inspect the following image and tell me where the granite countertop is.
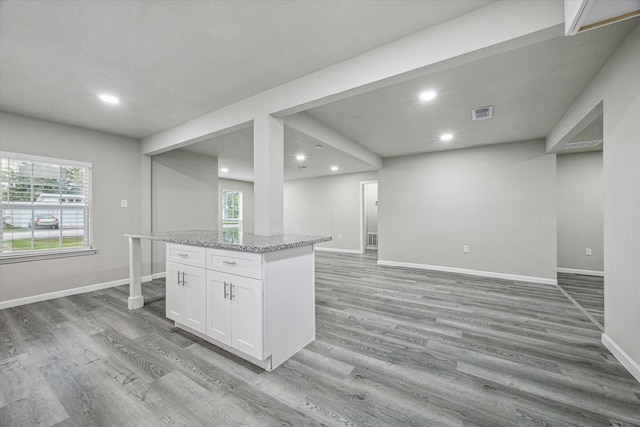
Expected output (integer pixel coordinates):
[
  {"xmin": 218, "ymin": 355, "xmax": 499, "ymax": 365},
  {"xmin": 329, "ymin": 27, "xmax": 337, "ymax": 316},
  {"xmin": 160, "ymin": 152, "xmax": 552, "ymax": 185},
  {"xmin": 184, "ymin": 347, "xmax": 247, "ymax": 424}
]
[{"xmin": 125, "ymin": 230, "xmax": 332, "ymax": 253}]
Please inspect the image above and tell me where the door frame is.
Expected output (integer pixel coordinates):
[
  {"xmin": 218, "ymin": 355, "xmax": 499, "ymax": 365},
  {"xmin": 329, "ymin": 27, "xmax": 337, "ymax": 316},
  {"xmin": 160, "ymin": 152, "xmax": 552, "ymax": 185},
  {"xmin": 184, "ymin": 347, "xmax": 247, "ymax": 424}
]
[{"xmin": 359, "ymin": 180, "xmax": 378, "ymax": 255}]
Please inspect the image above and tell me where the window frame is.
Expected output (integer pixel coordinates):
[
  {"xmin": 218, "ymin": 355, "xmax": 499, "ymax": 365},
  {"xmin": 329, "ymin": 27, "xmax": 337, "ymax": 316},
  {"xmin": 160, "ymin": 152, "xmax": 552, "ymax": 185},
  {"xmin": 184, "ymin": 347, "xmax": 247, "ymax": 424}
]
[
  {"xmin": 221, "ymin": 189, "xmax": 243, "ymax": 233},
  {"xmin": 0, "ymin": 151, "xmax": 96, "ymax": 264}
]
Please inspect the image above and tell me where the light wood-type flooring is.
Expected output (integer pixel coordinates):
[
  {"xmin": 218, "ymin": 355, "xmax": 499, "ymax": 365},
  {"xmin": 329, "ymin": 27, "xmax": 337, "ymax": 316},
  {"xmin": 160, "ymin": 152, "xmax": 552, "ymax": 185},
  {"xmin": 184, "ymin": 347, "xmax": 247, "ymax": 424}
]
[{"xmin": 1, "ymin": 251, "xmax": 639, "ymax": 426}]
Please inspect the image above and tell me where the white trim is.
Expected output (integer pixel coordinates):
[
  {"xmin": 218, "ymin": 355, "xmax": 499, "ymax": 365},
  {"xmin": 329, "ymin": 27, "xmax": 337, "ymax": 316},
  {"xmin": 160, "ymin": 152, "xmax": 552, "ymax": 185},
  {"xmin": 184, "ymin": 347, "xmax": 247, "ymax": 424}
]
[
  {"xmin": 315, "ymin": 247, "xmax": 363, "ymax": 255},
  {"xmin": 0, "ymin": 275, "xmax": 157, "ymax": 310},
  {"xmin": 601, "ymin": 333, "xmax": 640, "ymax": 383},
  {"xmin": 151, "ymin": 272, "xmax": 166, "ymax": 280},
  {"xmin": 0, "ymin": 150, "xmax": 93, "ymax": 168},
  {"xmin": 0, "ymin": 248, "xmax": 97, "ymax": 264},
  {"xmin": 557, "ymin": 267, "xmax": 604, "ymax": 276},
  {"xmin": 377, "ymin": 259, "xmax": 557, "ymax": 285}
]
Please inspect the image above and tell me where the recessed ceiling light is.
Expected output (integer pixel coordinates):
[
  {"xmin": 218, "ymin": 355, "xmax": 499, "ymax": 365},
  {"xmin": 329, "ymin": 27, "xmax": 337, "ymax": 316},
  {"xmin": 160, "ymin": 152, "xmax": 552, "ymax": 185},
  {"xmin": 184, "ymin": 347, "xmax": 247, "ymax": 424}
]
[
  {"xmin": 220, "ymin": 168, "xmax": 229, "ymax": 173},
  {"xmin": 330, "ymin": 166, "xmax": 339, "ymax": 172},
  {"xmin": 296, "ymin": 154, "xmax": 306, "ymax": 161},
  {"xmin": 440, "ymin": 133, "xmax": 453, "ymax": 142},
  {"xmin": 98, "ymin": 94, "xmax": 120, "ymax": 104},
  {"xmin": 419, "ymin": 90, "xmax": 437, "ymax": 102}
]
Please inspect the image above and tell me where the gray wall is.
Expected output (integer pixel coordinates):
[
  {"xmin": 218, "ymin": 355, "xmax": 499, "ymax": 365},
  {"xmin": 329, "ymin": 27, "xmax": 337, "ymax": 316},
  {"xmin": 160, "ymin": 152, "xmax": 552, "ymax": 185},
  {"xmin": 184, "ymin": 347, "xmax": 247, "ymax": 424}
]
[
  {"xmin": 379, "ymin": 140, "xmax": 557, "ymax": 281},
  {"xmin": 151, "ymin": 149, "xmax": 218, "ymax": 272},
  {"xmin": 0, "ymin": 112, "xmax": 142, "ymax": 302},
  {"xmin": 599, "ymin": 28, "xmax": 640, "ymax": 366},
  {"xmin": 218, "ymin": 178, "xmax": 254, "ymax": 233},
  {"xmin": 284, "ymin": 172, "xmax": 378, "ymax": 251},
  {"xmin": 557, "ymin": 151, "xmax": 603, "ymax": 272}
]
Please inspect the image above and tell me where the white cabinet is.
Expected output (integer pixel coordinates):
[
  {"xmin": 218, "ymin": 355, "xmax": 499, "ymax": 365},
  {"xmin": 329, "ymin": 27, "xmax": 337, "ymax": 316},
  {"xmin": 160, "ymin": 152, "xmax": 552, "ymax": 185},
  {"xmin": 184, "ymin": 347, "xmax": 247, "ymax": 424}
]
[
  {"xmin": 165, "ymin": 242, "xmax": 316, "ymax": 371},
  {"xmin": 165, "ymin": 250, "xmax": 206, "ymax": 334},
  {"xmin": 206, "ymin": 270, "xmax": 263, "ymax": 360}
]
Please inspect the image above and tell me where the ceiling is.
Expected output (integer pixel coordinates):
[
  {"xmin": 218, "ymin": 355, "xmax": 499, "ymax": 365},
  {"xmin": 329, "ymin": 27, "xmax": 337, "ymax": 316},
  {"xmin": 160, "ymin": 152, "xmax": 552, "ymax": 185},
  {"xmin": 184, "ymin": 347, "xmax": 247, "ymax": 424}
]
[
  {"xmin": 0, "ymin": 0, "xmax": 492, "ymax": 139},
  {"xmin": 1, "ymin": 1, "xmax": 637, "ymax": 182}
]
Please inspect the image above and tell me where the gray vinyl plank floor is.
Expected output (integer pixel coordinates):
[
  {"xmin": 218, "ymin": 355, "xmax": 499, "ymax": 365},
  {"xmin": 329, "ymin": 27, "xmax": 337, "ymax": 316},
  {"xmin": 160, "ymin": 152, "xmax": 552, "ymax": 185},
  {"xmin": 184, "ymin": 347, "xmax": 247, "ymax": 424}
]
[
  {"xmin": 1, "ymin": 256, "xmax": 639, "ymax": 426},
  {"xmin": 557, "ymin": 272, "xmax": 605, "ymax": 329}
]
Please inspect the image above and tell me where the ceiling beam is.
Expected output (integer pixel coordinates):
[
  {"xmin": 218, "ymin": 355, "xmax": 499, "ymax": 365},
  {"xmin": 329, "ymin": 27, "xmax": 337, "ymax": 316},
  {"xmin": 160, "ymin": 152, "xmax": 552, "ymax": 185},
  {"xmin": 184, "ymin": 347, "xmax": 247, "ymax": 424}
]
[
  {"xmin": 285, "ymin": 113, "xmax": 382, "ymax": 170},
  {"xmin": 142, "ymin": 0, "xmax": 563, "ymax": 157}
]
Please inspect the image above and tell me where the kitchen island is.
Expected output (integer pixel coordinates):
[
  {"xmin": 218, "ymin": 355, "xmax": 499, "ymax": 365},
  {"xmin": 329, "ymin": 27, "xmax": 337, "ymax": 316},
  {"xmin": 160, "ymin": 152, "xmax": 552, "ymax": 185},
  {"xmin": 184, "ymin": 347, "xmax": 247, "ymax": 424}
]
[{"xmin": 125, "ymin": 230, "xmax": 331, "ymax": 370}]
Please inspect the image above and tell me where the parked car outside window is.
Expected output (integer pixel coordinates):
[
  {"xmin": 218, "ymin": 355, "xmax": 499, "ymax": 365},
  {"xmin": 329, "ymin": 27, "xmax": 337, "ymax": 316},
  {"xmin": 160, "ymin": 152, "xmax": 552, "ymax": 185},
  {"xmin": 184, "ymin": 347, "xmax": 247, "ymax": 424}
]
[{"xmin": 29, "ymin": 215, "xmax": 59, "ymax": 229}]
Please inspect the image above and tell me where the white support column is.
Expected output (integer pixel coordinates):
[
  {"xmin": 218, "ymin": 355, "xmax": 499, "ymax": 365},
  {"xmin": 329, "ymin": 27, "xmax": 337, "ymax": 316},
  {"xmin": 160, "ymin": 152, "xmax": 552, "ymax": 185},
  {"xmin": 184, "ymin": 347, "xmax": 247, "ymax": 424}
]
[
  {"xmin": 128, "ymin": 236, "xmax": 144, "ymax": 309},
  {"xmin": 254, "ymin": 115, "xmax": 284, "ymax": 236}
]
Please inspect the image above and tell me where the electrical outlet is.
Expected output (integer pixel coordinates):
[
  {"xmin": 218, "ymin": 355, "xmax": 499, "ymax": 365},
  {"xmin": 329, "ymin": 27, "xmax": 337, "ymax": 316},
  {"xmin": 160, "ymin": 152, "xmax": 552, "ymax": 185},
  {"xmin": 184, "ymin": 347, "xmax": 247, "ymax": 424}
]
[
  {"xmin": 463, "ymin": 245, "xmax": 469, "ymax": 253},
  {"xmin": 121, "ymin": 199, "xmax": 128, "ymax": 208},
  {"xmin": 586, "ymin": 248, "xmax": 592, "ymax": 256},
  {"xmin": 338, "ymin": 234, "xmax": 342, "ymax": 239}
]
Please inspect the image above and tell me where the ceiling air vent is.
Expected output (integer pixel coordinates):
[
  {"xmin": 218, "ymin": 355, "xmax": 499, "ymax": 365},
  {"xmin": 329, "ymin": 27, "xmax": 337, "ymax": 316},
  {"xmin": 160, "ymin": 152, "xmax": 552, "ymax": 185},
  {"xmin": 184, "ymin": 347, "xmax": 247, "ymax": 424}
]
[{"xmin": 472, "ymin": 106, "xmax": 493, "ymax": 121}]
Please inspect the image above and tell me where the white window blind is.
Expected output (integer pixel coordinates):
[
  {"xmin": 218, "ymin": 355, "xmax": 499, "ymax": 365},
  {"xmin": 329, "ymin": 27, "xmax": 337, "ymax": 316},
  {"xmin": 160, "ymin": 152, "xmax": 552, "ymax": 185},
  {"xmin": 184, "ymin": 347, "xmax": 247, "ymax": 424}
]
[{"xmin": 1, "ymin": 152, "xmax": 93, "ymax": 258}]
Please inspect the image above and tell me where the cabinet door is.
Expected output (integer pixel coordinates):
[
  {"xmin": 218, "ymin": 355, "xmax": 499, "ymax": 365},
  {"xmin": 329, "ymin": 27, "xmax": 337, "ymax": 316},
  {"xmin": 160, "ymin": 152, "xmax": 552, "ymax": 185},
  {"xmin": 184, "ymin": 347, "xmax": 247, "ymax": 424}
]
[
  {"xmin": 206, "ymin": 270, "xmax": 232, "ymax": 346},
  {"xmin": 182, "ymin": 264, "xmax": 206, "ymax": 334},
  {"xmin": 166, "ymin": 262, "xmax": 185, "ymax": 323},
  {"xmin": 230, "ymin": 275, "xmax": 263, "ymax": 360}
]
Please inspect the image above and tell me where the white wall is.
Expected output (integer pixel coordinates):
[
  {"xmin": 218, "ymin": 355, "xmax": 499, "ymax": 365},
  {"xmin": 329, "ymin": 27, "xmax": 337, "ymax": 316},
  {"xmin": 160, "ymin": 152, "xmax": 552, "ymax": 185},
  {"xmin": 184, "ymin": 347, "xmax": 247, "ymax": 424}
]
[
  {"xmin": 151, "ymin": 149, "xmax": 217, "ymax": 272},
  {"xmin": 0, "ymin": 112, "xmax": 142, "ymax": 302},
  {"xmin": 548, "ymin": 25, "xmax": 640, "ymax": 375},
  {"xmin": 218, "ymin": 178, "xmax": 254, "ymax": 233},
  {"xmin": 557, "ymin": 151, "xmax": 603, "ymax": 272},
  {"xmin": 284, "ymin": 172, "xmax": 378, "ymax": 252},
  {"xmin": 379, "ymin": 140, "xmax": 557, "ymax": 282}
]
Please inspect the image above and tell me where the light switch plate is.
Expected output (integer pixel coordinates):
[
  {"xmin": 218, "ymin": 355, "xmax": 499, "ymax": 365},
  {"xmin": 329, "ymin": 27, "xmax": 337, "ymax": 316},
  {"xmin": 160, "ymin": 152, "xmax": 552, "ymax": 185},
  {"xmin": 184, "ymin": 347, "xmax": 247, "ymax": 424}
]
[{"xmin": 121, "ymin": 199, "xmax": 128, "ymax": 208}]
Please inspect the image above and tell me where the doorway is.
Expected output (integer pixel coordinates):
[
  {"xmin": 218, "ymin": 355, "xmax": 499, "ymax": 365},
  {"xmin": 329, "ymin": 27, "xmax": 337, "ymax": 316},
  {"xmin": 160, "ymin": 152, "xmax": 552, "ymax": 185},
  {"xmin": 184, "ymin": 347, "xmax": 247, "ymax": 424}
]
[{"xmin": 362, "ymin": 181, "xmax": 378, "ymax": 252}]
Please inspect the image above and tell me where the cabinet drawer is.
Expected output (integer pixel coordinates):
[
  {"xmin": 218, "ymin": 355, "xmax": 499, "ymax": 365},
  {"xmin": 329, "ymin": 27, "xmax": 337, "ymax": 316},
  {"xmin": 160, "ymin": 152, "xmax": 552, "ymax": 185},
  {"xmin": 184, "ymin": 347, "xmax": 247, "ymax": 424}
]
[
  {"xmin": 206, "ymin": 248, "xmax": 262, "ymax": 279},
  {"xmin": 166, "ymin": 243, "xmax": 205, "ymax": 268}
]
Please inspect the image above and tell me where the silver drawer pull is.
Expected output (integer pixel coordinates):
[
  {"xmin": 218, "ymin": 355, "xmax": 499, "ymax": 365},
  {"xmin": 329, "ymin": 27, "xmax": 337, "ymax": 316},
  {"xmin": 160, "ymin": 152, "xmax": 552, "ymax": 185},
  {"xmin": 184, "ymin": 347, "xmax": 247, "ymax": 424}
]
[
  {"xmin": 177, "ymin": 253, "xmax": 188, "ymax": 257},
  {"xmin": 222, "ymin": 260, "xmax": 237, "ymax": 266}
]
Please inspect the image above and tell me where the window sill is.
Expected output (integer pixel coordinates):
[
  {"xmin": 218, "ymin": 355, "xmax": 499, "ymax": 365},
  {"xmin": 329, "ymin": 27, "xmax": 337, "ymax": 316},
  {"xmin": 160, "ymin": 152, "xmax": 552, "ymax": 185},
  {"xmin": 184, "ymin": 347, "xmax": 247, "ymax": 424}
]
[{"xmin": 0, "ymin": 248, "xmax": 97, "ymax": 264}]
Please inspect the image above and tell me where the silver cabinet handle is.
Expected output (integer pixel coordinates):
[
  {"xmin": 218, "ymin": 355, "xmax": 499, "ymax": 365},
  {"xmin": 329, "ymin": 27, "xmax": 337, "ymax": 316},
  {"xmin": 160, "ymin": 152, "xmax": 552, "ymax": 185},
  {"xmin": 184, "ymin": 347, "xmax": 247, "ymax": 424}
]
[
  {"xmin": 222, "ymin": 260, "xmax": 237, "ymax": 265},
  {"xmin": 177, "ymin": 271, "xmax": 182, "ymax": 286},
  {"xmin": 177, "ymin": 253, "xmax": 188, "ymax": 257},
  {"xmin": 230, "ymin": 283, "xmax": 235, "ymax": 300},
  {"xmin": 182, "ymin": 272, "xmax": 187, "ymax": 286},
  {"xmin": 223, "ymin": 281, "xmax": 229, "ymax": 299}
]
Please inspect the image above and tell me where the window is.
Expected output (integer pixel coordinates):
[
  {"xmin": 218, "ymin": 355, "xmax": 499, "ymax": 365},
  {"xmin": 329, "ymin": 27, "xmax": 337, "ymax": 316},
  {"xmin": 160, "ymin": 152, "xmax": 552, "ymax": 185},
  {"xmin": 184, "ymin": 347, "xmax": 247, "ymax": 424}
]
[
  {"xmin": 222, "ymin": 190, "xmax": 242, "ymax": 237},
  {"xmin": 1, "ymin": 152, "xmax": 93, "ymax": 261}
]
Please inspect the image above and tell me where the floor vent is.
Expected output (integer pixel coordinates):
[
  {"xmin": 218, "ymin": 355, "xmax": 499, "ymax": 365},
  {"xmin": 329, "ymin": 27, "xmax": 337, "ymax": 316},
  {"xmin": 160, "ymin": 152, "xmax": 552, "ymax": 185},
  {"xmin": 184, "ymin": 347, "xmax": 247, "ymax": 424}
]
[
  {"xmin": 472, "ymin": 106, "xmax": 493, "ymax": 120},
  {"xmin": 367, "ymin": 232, "xmax": 378, "ymax": 247}
]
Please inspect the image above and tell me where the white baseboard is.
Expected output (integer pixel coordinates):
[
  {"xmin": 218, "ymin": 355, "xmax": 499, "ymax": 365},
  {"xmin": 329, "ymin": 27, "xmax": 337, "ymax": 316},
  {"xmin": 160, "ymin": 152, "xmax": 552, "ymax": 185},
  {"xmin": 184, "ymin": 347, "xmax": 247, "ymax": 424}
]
[
  {"xmin": 601, "ymin": 333, "xmax": 640, "ymax": 383},
  {"xmin": 0, "ymin": 275, "xmax": 160, "ymax": 310},
  {"xmin": 151, "ymin": 272, "xmax": 166, "ymax": 280},
  {"xmin": 377, "ymin": 259, "xmax": 557, "ymax": 286},
  {"xmin": 315, "ymin": 247, "xmax": 363, "ymax": 255},
  {"xmin": 557, "ymin": 268, "xmax": 604, "ymax": 277}
]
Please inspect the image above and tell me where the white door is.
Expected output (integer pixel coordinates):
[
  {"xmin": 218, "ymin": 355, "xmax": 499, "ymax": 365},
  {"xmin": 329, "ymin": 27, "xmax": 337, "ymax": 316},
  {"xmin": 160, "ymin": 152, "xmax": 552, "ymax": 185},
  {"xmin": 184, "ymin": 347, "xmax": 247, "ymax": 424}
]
[
  {"xmin": 166, "ymin": 262, "xmax": 185, "ymax": 323},
  {"xmin": 230, "ymin": 275, "xmax": 263, "ymax": 360},
  {"xmin": 183, "ymin": 265, "xmax": 206, "ymax": 334},
  {"xmin": 206, "ymin": 270, "xmax": 232, "ymax": 346}
]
